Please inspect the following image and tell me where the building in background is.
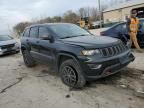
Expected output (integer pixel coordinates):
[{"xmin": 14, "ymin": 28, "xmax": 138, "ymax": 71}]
[{"xmin": 103, "ymin": 0, "xmax": 144, "ymax": 24}]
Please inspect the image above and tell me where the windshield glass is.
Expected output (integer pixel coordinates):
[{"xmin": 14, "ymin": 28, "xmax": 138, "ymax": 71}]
[
  {"xmin": 48, "ymin": 24, "xmax": 90, "ymax": 38},
  {"xmin": 0, "ymin": 35, "xmax": 13, "ymax": 41}
]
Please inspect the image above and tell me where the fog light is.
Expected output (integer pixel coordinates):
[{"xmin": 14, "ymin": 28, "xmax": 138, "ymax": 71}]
[
  {"xmin": 88, "ymin": 64, "xmax": 102, "ymax": 69},
  {"xmin": 0, "ymin": 51, "xmax": 3, "ymax": 55}
]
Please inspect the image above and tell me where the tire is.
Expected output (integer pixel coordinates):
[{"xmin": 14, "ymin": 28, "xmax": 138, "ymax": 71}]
[
  {"xmin": 59, "ymin": 59, "xmax": 86, "ymax": 88},
  {"xmin": 22, "ymin": 50, "xmax": 36, "ymax": 67}
]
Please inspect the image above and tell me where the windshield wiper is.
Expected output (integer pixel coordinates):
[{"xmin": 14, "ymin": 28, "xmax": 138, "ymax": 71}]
[
  {"xmin": 60, "ymin": 34, "xmax": 89, "ymax": 39},
  {"xmin": 60, "ymin": 36, "xmax": 74, "ymax": 39},
  {"xmin": 60, "ymin": 35, "xmax": 80, "ymax": 39},
  {"xmin": 76, "ymin": 34, "xmax": 89, "ymax": 36}
]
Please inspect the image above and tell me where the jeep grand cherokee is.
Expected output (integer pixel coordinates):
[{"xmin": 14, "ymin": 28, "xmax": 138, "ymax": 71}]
[{"xmin": 21, "ymin": 23, "xmax": 135, "ymax": 88}]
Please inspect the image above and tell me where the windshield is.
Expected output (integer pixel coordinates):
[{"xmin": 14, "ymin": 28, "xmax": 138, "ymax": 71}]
[
  {"xmin": 0, "ymin": 35, "xmax": 13, "ymax": 41},
  {"xmin": 48, "ymin": 24, "xmax": 90, "ymax": 38}
]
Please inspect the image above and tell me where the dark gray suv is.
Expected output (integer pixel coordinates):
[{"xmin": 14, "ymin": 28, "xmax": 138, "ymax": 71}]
[{"xmin": 21, "ymin": 23, "xmax": 135, "ymax": 88}]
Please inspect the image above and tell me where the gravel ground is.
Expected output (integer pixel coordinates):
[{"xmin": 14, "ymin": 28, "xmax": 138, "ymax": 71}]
[
  {"xmin": 0, "ymin": 51, "xmax": 144, "ymax": 108},
  {"xmin": 0, "ymin": 29, "xmax": 144, "ymax": 108}
]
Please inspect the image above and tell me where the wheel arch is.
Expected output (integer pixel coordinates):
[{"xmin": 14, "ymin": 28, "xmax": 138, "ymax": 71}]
[
  {"xmin": 21, "ymin": 45, "xmax": 29, "ymax": 53},
  {"xmin": 21, "ymin": 45, "xmax": 26, "ymax": 50},
  {"xmin": 57, "ymin": 52, "xmax": 80, "ymax": 70}
]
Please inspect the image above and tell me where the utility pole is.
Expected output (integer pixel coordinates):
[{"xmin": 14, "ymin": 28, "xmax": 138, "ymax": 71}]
[{"xmin": 98, "ymin": 0, "xmax": 102, "ymax": 28}]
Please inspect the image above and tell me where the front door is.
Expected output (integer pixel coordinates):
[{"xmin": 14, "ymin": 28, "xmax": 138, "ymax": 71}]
[{"xmin": 38, "ymin": 26, "xmax": 55, "ymax": 65}]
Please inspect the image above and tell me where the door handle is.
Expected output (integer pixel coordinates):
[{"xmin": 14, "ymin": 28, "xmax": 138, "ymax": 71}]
[{"xmin": 36, "ymin": 41, "xmax": 39, "ymax": 43}]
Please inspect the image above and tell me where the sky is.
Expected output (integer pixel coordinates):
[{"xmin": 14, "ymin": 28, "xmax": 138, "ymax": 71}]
[{"xmin": 0, "ymin": 0, "xmax": 111, "ymax": 34}]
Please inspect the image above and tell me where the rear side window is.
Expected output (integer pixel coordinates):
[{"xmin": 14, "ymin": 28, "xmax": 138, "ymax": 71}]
[
  {"xmin": 29, "ymin": 27, "xmax": 38, "ymax": 38},
  {"xmin": 23, "ymin": 28, "xmax": 29, "ymax": 37},
  {"xmin": 39, "ymin": 27, "xmax": 49, "ymax": 38}
]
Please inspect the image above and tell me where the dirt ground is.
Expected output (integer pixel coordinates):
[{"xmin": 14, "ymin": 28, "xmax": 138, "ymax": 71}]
[{"xmin": 0, "ymin": 51, "xmax": 144, "ymax": 108}]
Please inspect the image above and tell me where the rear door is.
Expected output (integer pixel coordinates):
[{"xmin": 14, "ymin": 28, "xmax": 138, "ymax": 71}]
[
  {"xmin": 28, "ymin": 26, "xmax": 40, "ymax": 59},
  {"xmin": 21, "ymin": 28, "xmax": 30, "ymax": 49}
]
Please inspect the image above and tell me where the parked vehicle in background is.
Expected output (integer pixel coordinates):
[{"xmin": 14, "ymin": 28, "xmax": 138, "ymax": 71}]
[
  {"xmin": 21, "ymin": 23, "xmax": 134, "ymax": 88},
  {"xmin": 92, "ymin": 21, "xmax": 104, "ymax": 29},
  {"xmin": 101, "ymin": 18, "xmax": 144, "ymax": 48},
  {"xmin": 132, "ymin": 8, "xmax": 144, "ymax": 18},
  {"xmin": 0, "ymin": 35, "xmax": 20, "ymax": 56}
]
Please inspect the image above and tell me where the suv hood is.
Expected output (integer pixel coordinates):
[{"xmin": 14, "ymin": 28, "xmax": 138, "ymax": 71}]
[
  {"xmin": 0, "ymin": 40, "xmax": 16, "ymax": 47},
  {"xmin": 60, "ymin": 35, "xmax": 119, "ymax": 48}
]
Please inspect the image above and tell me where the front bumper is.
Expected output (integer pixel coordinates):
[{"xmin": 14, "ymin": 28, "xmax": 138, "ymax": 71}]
[
  {"xmin": 78, "ymin": 50, "xmax": 135, "ymax": 80},
  {"xmin": 0, "ymin": 45, "xmax": 20, "ymax": 56}
]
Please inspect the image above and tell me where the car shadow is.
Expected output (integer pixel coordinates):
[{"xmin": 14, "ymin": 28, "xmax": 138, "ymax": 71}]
[
  {"xmin": 28, "ymin": 64, "xmax": 144, "ymax": 91},
  {"xmin": 85, "ymin": 67, "xmax": 144, "ymax": 90},
  {"xmin": 0, "ymin": 52, "xmax": 20, "ymax": 57}
]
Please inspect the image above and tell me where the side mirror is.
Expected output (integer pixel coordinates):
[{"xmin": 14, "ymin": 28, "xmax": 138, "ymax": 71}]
[{"xmin": 40, "ymin": 34, "xmax": 54, "ymax": 42}]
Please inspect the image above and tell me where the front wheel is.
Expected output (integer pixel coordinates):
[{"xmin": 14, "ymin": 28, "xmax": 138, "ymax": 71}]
[{"xmin": 59, "ymin": 59, "xmax": 86, "ymax": 88}]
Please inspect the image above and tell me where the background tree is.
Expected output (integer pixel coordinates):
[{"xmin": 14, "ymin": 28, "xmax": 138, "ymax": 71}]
[
  {"xmin": 13, "ymin": 22, "xmax": 30, "ymax": 36},
  {"xmin": 63, "ymin": 10, "xmax": 79, "ymax": 23},
  {"xmin": 79, "ymin": 8, "xmax": 85, "ymax": 18},
  {"xmin": 90, "ymin": 7, "xmax": 98, "ymax": 21},
  {"xmin": 13, "ymin": 5, "xmax": 109, "ymax": 37}
]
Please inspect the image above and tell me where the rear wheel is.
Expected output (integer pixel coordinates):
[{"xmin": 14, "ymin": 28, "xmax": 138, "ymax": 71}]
[
  {"xmin": 22, "ymin": 50, "xmax": 36, "ymax": 67},
  {"xmin": 59, "ymin": 59, "xmax": 86, "ymax": 88}
]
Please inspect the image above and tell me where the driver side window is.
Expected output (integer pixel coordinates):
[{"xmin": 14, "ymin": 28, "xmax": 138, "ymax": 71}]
[
  {"xmin": 39, "ymin": 27, "xmax": 50, "ymax": 38},
  {"xmin": 29, "ymin": 27, "xmax": 38, "ymax": 38}
]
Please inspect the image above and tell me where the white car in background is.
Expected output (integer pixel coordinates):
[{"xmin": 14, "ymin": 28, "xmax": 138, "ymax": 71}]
[{"xmin": 0, "ymin": 35, "xmax": 20, "ymax": 56}]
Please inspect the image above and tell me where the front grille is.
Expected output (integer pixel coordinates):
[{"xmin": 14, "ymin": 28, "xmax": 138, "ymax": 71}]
[
  {"xmin": 1, "ymin": 44, "xmax": 15, "ymax": 49},
  {"xmin": 100, "ymin": 42, "xmax": 127, "ymax": 57}
]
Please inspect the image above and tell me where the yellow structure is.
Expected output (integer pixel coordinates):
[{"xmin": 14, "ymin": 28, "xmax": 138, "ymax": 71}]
[
  {"xmin": 78, "ymin": 17, "xmax": 94, "ymax": 29},
  {"xmin": 80, "ymin": 20, "xmax": 86, "ymax": 28}
]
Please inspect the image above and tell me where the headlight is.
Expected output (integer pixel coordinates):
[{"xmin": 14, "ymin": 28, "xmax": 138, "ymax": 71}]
[
  {"xmin": 0, "ymin": 47, "xmax": 2, "ymax": 52},
  {"xmin": 15, "ymin": 42, "xmax": 19, "ymax": 46},
  {"xmin": 81, "ymin": 49, "xmax": 100, "ymax": 56}
]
